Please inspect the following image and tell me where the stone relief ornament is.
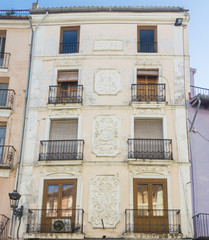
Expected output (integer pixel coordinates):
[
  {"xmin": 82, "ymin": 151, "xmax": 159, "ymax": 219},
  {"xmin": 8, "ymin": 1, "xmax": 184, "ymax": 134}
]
[
  {"xmin": 92, "ymin": 115, "xmax": 120, "ymax": 156},
  {"xmin": 130, "ymin": 165, "xmax": 171, "ymax": 177},
  {"xmin": 94, "ymin": 40, "xmax": 123, "ymax": 51},
  {"xmin": 40, "ymin": 166, "xmax": 82, "ymax": 177},
  {"xmin": 89, "ymin": 175, "xmax": 120, "ymax": 228},
  {"xmin": 94, "ymin": 70, "xmax": 121, "ymax": 95}
]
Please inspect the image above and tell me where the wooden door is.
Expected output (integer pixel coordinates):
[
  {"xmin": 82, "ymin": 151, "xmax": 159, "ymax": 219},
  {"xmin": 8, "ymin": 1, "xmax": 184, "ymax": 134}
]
[
  {"xmin": 41, "ymin": 179, "xmax": 77, "ymax": 233},
  {"xmin": 133, "ymin": 179, "xmax": 168, "ymax": 233},
  {"xmin": 137, "ymin": 75, "xmax": 158, "ymax": 101}
]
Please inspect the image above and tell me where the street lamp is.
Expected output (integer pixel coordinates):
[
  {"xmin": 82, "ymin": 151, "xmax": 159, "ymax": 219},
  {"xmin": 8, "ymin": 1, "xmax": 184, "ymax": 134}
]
[{"xmin": 9, "ymin": 190, "xmax": 24, "ymax": 218}]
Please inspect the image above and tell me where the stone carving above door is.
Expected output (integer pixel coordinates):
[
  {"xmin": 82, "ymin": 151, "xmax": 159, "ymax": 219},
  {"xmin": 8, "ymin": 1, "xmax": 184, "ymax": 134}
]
[
  {"xmin": 92, "ymin": 115, "xmax": 120, "ymax": 156},
  {"xmin": 89, "ymin": 175, "xmax": 120, "ymax": 228},
  {"xmin": 94, "ymin": 69, "xmax": 121, "ymax": 95}
]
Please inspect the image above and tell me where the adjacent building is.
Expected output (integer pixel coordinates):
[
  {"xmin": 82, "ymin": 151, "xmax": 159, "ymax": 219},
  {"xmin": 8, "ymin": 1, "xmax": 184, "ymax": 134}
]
[
  {"xmin": 3, "ymin": 5, "xmax": 193, "ymax": 240},
  {"xmin": 0, "ymin": 10, "xmax": 30, "ymax": 239},
  {"xmin": 189, "ymin": 70, "xmax": 209, "ymax": 239}
]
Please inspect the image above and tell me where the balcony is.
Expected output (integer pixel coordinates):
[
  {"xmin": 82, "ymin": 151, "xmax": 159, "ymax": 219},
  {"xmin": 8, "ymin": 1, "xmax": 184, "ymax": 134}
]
[
  {"xmin": 0, "ymin": 89, "xmax": 15, "ymax": 109},
  {"xmin": 0, "ymin": 145, "xmax": 16, "ymax": 168},
  {"xmin": 125, "ymin": 209, "xmax": 181, "ymax": 234},
  {"xmin": 128, "ymin": 139, "xmax": 173, "ymax": 160},
  {"xmin": 26, "ymin": 209, "xmax": 84, "ymax": 235},
  {"xmin": 131, "ymin": 84, "xmax": 166, "ymax": 102},
  {"xmin": 60, "ymin": 42, "xmax": 79, "ymax": 54},
  {"xmin": 193, "ymin": 213, "xmax": 209, "ymax": 239},
  {"xmin": 48, "ymin": 85, "xmax": 83, "ymax": 104},
  {"xmin": 0, "ymin": 52, "xmax": 11, "ymax": 69},
  {"xmin": 137, "ymin": 42, "xmax": 157, "ymax": 53},
  {"xmin": 39, "ymin": 140, "xmax": 84, "ymax": 161},
  {"xmin": 0, "ymin": 214, "xmax": 9, "ymax": 239}
]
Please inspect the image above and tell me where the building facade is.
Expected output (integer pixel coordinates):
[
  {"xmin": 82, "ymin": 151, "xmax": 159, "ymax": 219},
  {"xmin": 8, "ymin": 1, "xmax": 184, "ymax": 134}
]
[
  {"xmin": 189, "ymin": 71, "xmax": 209, "ymax": 239},
  {"xmin": 17, "ymin": 6, "xmax": 193, "ymax": 239},
  {"xmin": 0, "ymin": 10, "xmax": 30, "ymax": 239}
]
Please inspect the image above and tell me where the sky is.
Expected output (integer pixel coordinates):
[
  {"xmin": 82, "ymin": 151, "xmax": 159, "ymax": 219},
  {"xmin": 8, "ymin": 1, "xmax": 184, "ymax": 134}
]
[{"xmin": 1, "ymin": 0, "xmax": 208, "ymax": 88}]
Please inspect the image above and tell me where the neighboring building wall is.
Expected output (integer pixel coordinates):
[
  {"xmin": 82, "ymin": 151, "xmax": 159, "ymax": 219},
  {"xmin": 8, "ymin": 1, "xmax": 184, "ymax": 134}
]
[
  {"xmin": 18, "ymin": 8, "xmax": 192, "ymax": 239},
  {"xmin": 0, "ymin": 17, "xmax": 30, "ymax": 218}
]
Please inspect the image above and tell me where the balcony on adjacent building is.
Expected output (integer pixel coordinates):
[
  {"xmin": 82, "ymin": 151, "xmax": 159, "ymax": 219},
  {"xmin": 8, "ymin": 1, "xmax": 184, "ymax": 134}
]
[
  {"xmin": 128, "ymin": 139, "xmax": 173, "ymax": 160},
  {"xmin": 193, "ymin": 213, "xmax": 209, "ymax": 239},
  {"xmin": 125, "ymin": 209, "xmax": 181, "ymax": 235},
  {"xmin": 0, "ymin": 214, "xmax": 9, "ymax": 239},
  {"xmin": 26, "ymin": 209, "xmax": 84, "ymax": 235},
  {"xmin": 0, "ymin": 89, "xmax": 15, "ymax": 109},
  {"xmin": 39, "ymin": 140, "xmax": 84, "ymax": 161},
  {"xmin": 131, "ymin": 84, "xmax": 166, "ymax": 102},
  {"xmin": 0, "ymin": 52, "xmax": 11, "ymax": 69},
  {"xmin": 0, "ymin": 145, "xmax": 16, "ymax": 168},
  {"xmin": 48, "ymin": 85, "xmax": 83, "ymax": 104}
]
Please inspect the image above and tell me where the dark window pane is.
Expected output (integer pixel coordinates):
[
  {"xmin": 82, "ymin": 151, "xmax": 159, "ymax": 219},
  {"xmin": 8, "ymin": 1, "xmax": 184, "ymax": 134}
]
[
  {"xmin": 63, "ymin": 31, "xmax": 77, "ymax": 43},
  {"xmin": 140, "ymin": 30, "xmax": 154, "ymax": 42}
]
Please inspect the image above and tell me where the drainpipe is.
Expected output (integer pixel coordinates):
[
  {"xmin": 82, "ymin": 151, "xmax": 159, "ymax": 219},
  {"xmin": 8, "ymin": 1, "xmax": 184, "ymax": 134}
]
[
  {"xmin": 10, "ymin": 11, "xmax": 48, "ymax": 239},
  {"xmin": 189, "ymin": 97, "xmax": 201, "ymax": 132}
]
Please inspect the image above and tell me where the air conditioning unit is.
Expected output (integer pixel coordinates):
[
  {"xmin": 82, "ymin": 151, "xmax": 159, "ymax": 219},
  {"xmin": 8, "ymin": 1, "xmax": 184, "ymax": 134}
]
[{"xmin": 52, "ymin": 219, "xmax": 72, "ymax": 233}]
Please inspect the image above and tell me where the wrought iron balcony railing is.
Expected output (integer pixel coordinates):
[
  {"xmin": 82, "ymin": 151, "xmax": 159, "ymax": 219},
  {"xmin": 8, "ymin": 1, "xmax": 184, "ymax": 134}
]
[
  {"xmin": 125, "ymin": 209, "xmax": 181, "ymax": 234},
  {"xmin": 128, "ymin": 139, "xmax": 173, "ymax": 160},
  {"xmin": 193, "ymin": 213, "xmax": 209, "ymax": 239},
  {"xmin": 0, "ymin": 145, "xmax": 16, "ymax": 168},
  {"xmin": 138, "ymin": 42, "xmax": 157, "ymax": 53},
  {"xmin": 48, "ymin": 85, "xmax": 83, "ymax": 104},
  {"xmin": 60, "ymin": 42, "xmax": 79, "ymax": 54},
  {"xmin": 39, "ymin": 140, "xmax": 84, "ymax": 161},
  {"xmin": 0, "ymin": 52, "xmax": 11, "ymax": 69},
  {"xmin": 26, "ymin": 209, "xmax": 84, "ymax": 234},
  {"xmin": 0, "ymin": 214, "xmax": 9, "ymax": 238},
  {"xmin": 0, "ymin": 89, "xmax": 15, "ymax": 109},
  {"xmin": 131, "ymin": 84, "xmax": 166, "ymax": 102}
]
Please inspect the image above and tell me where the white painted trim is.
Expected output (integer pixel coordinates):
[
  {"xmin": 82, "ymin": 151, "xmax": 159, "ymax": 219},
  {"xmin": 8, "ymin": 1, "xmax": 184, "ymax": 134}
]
[{"xmin": 0, "ymin": 109, "xmax": 12, "ymax": 118}]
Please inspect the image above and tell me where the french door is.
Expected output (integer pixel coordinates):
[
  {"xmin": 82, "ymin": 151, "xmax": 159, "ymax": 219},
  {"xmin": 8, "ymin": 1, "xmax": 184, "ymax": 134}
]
[
  {"xmin": 41, "ymin": 179, "xmax": 77, "ymax": 233},
  {"xmin": 133, "ymin": 179, "xmax": 168, "ymax": 233},
  {"xmin": 0, "ymin": 126, "xmax": 6, "ymax": 163}
]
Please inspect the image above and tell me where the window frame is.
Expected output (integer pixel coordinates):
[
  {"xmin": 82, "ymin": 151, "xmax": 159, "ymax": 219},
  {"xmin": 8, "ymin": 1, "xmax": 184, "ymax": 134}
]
[
  {"xmin": 137, "ymin": 26, "xmax": 157, "ymax": 53},
  {"xmin": 59, "ymin": 26, "xmax": 80, "ymax": 54}
]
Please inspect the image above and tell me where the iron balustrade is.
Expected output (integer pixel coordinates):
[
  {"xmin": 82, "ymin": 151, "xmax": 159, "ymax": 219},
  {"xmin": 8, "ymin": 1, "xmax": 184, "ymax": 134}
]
[
  {"xmin": 0, "ymin": 52, "xmax": 11, "ymax": 69},
  {"xmin": 193, "ymin": 213, "xmax": 209, "ymax": 239},
  {"xmin": 125, "ymin": 209, "xmax": 181, "ymax": 234},
  {"xmin": 131, "ymin": 84, "xmax": 166, "ymax": 102},
  {"xmin": 39, "ymin": 140, "xmax": 84, "ymax": 161},
  {"xmin": 0, "ymin": 214, "xmax": 9, "ymax": 238},
  {"xmin": 48, "ymin": 85, "xmax": 83, "ymax": 104},
  {"xmin": 138, "ymin": 42, "xmax": 157, "ymax": 53},
  {"xmin": 0, "ymin": 10, "xmax": 29, "ymax": 17},
  {"xmin": 0, "ymin": 89, "xmax": 15, "ymax": 109},
  {"xmin": 128, "ymin": 139, "xmax": 173, "ymax": 160},
  {"xmin": 190, "ymin": 85, "xmax": 209, "ymax": 98},
  {"xmin": 26, "ymin": 209, "xmax": 84, "ymax": 234},
  {"xmin": 0, "ymin": 145, "xmax": 16, "ymax": 168},
  {"xmin": 60, "ymin": 42, "xmax": 79, "ymax": 53}
]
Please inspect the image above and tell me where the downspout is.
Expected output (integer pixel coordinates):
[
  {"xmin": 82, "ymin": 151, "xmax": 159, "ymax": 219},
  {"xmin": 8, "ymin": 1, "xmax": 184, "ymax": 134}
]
[
  {"xmin": 189, "ymin": 97, "xmax": 201, "ymax": 132},
  {"xmin": 11, "ymin": 11, "xmax": 48, "ymax": 239}
]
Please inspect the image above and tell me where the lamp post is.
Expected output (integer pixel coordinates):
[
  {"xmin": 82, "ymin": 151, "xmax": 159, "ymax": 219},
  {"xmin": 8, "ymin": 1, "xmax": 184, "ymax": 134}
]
[{"xmin": 8, "ymin": 190, "xmax": 24, "ymax": 218}]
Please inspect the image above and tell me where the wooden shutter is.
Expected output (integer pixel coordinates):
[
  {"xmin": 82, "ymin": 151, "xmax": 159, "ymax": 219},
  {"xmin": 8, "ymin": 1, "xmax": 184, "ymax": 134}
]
[
  {"xmin": 50, "ymin": 120, "xmax": 78, "ymax": 140},
  {"xmin": 57, "ymin": 71, "xmax": 78, "ymax": 82},
  {"xmin": 134, "ymin": 119, "xmax": 163, "ymax": 139}
]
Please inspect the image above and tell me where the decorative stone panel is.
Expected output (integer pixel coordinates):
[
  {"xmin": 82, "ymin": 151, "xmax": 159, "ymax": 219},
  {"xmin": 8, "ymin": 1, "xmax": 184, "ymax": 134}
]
[
  {"xmin": 130, "ymin": 165, "xmax": 171, "ymax": 177},
  {"xmin": 92, "ymin": 115, "xmax": 120, "ymax": 156},
  {"xmin": 89, "ymin": 175, "xmax": 120, "ymax": 228},
  {"xmin": 94, "ymin": 70, "xmax": 121, "ymax": 95},
  {"xmin": 94, "ymin": 40, "xmax": 123, "ymax": 51}
]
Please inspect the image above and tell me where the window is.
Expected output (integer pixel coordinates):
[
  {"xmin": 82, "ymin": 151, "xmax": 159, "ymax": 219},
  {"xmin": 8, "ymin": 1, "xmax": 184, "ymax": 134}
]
[
  {"xmin": 137, "ymin": 26, "xmax": 157, "ymax": 52},
  {"xmin": 133, "ymin": 179, "xmax": 168, "ymax": 233},
  {"xmin": 42, "ymin": 179, "xmax": 77, "ymax": 233},
  {"xmin": 0, "ymin": 125, "xmax": 6, "ymax": 163},
  {"xmin": 0, "ymin": 83, "xmax": 8, "ymax": 107},
  {"xmin": 57, "ymin": 70, "xmax": 78, "ymax": 103},
  {"xmin": 0, "ymin": 30, "xmax": 6, "ymax": 67},
  {"xmin": 60, "ymin": 27, "xmax": 80, "ymax": 53}
]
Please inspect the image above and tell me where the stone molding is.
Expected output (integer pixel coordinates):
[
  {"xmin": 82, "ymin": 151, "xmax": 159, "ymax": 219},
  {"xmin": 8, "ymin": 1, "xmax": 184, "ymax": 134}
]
[
  {"xmin": 92, "ymin": 115, "xmax": 120, "ymax": 156},
  {"xmin": 40, "ymin": 166, "xmax": 82, "ymax": 177},
  {"xmin": 89, "ymin": 175, "xmax": 120, "ymax": 228},
  {"xmin": 130, "ymin": 165, "xmax": 171, "ymax": 177}
]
